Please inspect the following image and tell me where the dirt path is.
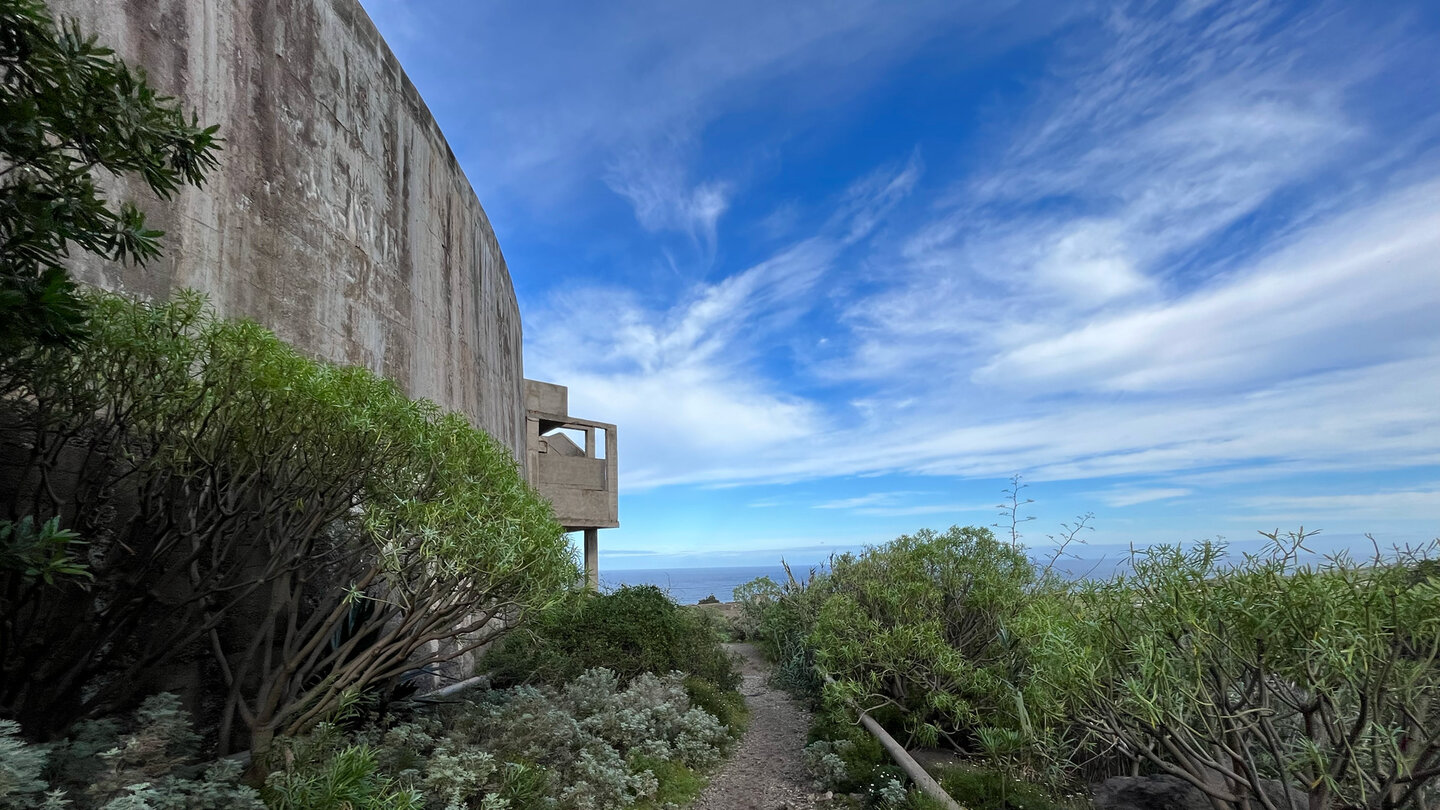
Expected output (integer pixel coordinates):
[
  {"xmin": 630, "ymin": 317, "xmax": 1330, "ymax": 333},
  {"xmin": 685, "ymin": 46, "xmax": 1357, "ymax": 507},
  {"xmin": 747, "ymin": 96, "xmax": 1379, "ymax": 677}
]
[{"xmin": 692, "ymin": 643, "xmax": 825, "ymax": 810}]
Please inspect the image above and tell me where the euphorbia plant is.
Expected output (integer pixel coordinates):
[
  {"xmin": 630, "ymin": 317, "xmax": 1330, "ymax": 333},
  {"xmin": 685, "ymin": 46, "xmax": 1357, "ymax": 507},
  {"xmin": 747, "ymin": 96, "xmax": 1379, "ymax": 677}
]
[{"xmin": 1039, "ymin": 532, "xmax": 1440, "ymax": 810}]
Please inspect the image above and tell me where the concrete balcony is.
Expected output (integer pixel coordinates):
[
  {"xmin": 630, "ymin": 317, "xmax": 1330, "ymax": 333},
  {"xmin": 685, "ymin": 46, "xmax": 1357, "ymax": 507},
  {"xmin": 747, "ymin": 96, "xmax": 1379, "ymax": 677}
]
[{"xmin": 524, "ymin": 380, "xmax": 618, "ymax": 588}]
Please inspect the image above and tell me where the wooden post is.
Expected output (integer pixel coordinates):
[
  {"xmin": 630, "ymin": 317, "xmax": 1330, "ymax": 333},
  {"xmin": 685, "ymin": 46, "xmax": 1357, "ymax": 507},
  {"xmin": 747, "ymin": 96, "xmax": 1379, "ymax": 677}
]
[
  {"xmin": 824, "ymin": 674, "xmax": 962, "ymax": 810},
  {"xmin": 584, "ymin": 528, "xmax": 599, "ymax": 590},
  {"xmin": 857, "ymin": 713, "xmax": 963, "ymax": 810}
]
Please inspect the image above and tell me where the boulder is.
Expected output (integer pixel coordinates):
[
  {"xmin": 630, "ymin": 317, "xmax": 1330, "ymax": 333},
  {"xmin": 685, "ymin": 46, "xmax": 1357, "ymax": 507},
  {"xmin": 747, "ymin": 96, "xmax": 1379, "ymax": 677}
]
[
  {"xmin": 1093, "ymin": 775, "xmax": 1306, "ymax": 810},
  {"xmin": 1093, "ymin": 775, "xmax": 1211, "ymax": 810}
]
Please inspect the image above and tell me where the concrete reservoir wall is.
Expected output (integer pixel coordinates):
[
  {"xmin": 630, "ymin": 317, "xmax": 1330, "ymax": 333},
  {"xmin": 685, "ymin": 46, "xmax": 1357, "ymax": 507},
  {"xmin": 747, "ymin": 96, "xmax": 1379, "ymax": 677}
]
[{"xmin": 49, "ymin": 0, "xmax": 525, "ymax": 456}]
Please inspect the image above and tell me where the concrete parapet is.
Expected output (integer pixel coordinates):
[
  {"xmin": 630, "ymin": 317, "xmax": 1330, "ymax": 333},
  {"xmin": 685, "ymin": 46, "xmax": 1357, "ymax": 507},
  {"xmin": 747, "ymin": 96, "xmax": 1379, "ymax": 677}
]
[{"xmin": 525, "ymin": 380, "xmax": 619, "ymax": 588}]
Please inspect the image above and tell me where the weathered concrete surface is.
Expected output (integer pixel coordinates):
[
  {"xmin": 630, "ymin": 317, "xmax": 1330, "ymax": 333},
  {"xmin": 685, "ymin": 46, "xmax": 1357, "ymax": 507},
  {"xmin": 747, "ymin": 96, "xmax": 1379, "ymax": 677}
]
[
  {"xmin": 525, "ymin": 379, "xmax": 618, "ymax": 590},
  {"xmin": 50, "ymin": 0, "xmax": 525, "ymax": 456}
]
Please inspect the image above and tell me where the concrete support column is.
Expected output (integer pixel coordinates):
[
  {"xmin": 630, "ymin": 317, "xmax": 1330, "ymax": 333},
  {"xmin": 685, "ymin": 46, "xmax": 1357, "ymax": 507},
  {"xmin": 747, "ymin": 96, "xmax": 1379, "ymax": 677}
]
[{"xmin": 584, "ymin": 528, "xmax": 599, "ymax": 590}]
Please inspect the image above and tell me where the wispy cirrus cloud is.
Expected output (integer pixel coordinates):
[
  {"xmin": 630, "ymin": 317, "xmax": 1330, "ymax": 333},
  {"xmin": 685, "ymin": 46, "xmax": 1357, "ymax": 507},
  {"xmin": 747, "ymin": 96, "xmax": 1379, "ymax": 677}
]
[
  {"xmin": 1094, "ymin": 488, "xmax": 1193, "ymax": 508},
  {"xmin": 812, "ymin": 491, "xmax": 991, "ymax": 517},
  {"xmin": 365, "ymin": 0, "xmax": 1061, "ymax": 222},
  {"xmin": 367, "ymin": 0, "xmax": 1440, "ymax": 554},
  {"xmin": 972, "ymin": 180, "xmax": 1440, "ymax": 393},
  {"xmin": 848, "ymin": 3, "xmax": 1386, "ymax": 385},
  {"xmin": 573, "ymin": 2, "xmax": 1437, "ymax": 492},
  {"xmin": 813, "ymin": 492, "xmax": 913, "ymax": 510},
  {"xmin": 525, "ymin": 160, "xmax": 926, "ymax": 489},
  {"xmin": 604, "ymin": 144, "xmax": 732, "ymax": 254},
  {"xmin": 1238, "ymin": 486, "xmax": 1440, "ymax": 521}
]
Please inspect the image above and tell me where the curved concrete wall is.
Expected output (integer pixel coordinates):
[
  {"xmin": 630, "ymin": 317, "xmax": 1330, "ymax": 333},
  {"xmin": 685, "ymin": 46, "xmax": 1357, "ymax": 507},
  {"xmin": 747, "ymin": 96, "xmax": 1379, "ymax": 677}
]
[{"xmin": 50, "ymin": 0, "xmax": 525, "ymax": 456}]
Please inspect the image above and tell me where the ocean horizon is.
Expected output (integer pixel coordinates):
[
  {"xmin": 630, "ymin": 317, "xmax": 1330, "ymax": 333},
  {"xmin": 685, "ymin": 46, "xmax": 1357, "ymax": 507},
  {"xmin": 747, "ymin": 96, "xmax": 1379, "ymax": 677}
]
[
  {"xmin": 599, "ymin": 565, "xmax": 801, "ymax": 605},
  {"xmin": 597, "ymin": 533, "xmax": 1420, "ymax": 605}
]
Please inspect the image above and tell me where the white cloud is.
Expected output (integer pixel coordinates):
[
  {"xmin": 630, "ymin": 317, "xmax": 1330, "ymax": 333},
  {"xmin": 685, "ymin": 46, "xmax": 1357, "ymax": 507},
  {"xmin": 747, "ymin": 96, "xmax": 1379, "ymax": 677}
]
[
  {"xmin": 590, "ymin": 312, "xmax": 1440, "ymax": 491},
  {"xmin": 605, "ymin": 145, "xmax": 732, "ymax": 252},
  {"xmin": 845, "ymin": 2, "xmax": 1370, "ymax": 387},
  {"xmin": 1097, "ymin": 488, "xmax": 1193, "ymax": 508},
  {"xmin": 835, "ymin": 154, "xmax": 924, "ymax": 245},
  {"xmin": 811, "ymin": 490, "xmax": 991, "ymax": 517},
  {"xmin": 526, "ymin": 163, "xmax": 923, "ymax": 489},
  {"xmin": 973, "ymin": 180, "xmax": 1440, "ymax": 392},
  {"xmin": 853, "ymin": 503, "xmax": 994, "ymax": 518},
  {"xmin": 523, "ymin": 1, "xmax": 1440, "ymax": 501},
  {"xmin": 367, "ymin": 0, "xmax": 1057, "ymax": 215},
  {"xmin": 525, "ymin": 244, "xmax": 833, "ymax": 489},
  {"xmin": 813, "ymin": 493, "xmax": 908, "ymax": 509},
  {"xmin": 1238, "ymin": 486, "xmax": 1440, "ymax": 521}
]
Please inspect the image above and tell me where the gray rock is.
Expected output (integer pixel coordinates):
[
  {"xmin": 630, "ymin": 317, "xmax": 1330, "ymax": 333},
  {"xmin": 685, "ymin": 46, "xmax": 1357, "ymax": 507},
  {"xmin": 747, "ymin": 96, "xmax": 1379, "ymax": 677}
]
[
  {"xmin": 1093, "ymin": 775, "xmax": 1212, "ymax": 810},
  {"xmin": 1093, "ymin": 775, "xmax": 1307, "ymax": 810},
  {"xmin": 1256, "ymin": 779, "xmax": 1306, "ymax": 810}
]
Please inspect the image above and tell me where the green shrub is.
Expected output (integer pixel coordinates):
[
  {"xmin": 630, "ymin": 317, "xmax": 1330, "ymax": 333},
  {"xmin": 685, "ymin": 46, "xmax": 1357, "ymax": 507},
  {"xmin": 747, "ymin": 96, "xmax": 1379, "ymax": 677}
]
[
  {"xmin": 0, "ymin": 515, "xmax": 89, "ymax": 587},
  {"xmin": 1038, "ymin": 534, "xmax": 1440, "ymax": 810},
  {"xmin": 862, "ymin": 765, "xmax": 910, "ymax": 809},
  {"xmin": 629, "ymin": 756, "xmax": 707, "ymax": 809},
  {"xmin": 734, "ymin": 568, "xmax": 827, "ymax": 701},
  {"xmin": 936, "ymin": 765, "xmax": 1066, "ymax": 810},
  {"xmin": 804, "ymin": 714, "xmax": 889, "ymax": 794},
  {"xmin": 747, "ymin": 520, "xmax": 1440, "ymax": 810},
  {"xmin": 811, "ymin": 526, "xmax": 1038, "ymax": 748},
  {"xmin": 494, "ymin": 762, "xmax": 550, "ymax": 810},
  {"xmin": 732, "ymin": 575, "xmax": 785, "ymax": 641},
  {"xmin": 347, "ymin": 667, "xmax": 736, "ymax": 810},
  {"xmin": 0, "ymin": 695, "xmax": 262, "ymax": 810},
  {"xmin": 262, "ymin": 736, "xmax": 423, "ymax": 810},
  {"xmin": 485, "ymin": 585, "xmax": 739, "ymax": 693},
  {"xmin": 683, "ymin": 676, "xmax": 748, "ymax": 734},
  {"xmin": 686, "ymin": 603, "xmax": 740, "ymax": 642},
  {"xmin": 0, "ymin": 719, "xmax": 50, "ymax": 809},
  {"xmin": 0, "ymin": 291, "xmax": 574, "ymax": 758}
]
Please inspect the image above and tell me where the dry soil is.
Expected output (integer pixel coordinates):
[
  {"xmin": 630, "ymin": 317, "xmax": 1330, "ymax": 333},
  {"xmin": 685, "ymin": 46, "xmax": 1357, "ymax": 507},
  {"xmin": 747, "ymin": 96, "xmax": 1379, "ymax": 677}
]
[{"xmin": 691, "ymin": 642, "xmax": 827, "ymax": 810}]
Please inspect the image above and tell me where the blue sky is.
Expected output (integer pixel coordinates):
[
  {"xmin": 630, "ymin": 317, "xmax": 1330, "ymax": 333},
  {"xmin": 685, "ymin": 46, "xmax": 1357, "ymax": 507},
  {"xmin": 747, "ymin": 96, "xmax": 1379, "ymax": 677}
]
[{"xmin": 359, "ymin": 0, "xmax": 1440, "ymax": 569}]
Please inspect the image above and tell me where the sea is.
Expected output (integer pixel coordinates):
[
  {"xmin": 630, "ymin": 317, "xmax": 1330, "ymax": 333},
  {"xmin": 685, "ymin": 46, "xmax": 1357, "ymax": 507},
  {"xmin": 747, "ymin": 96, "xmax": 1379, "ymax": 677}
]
[
  {"xmin": 599, "ymin": 557, "xmax": 1119, "ymax": 605},
  {"xmin": 598, "ymin": 565, "xmax": 797, "ymax": 605},
  {"xmin": 598, "ymin": 533, "xmax": 1420, "ymax": 605}
]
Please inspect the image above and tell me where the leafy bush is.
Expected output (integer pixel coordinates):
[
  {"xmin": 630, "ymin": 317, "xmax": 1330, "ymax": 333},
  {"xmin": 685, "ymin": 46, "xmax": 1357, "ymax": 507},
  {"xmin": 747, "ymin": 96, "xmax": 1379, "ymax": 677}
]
[
  {"xmin": 682, "ymin": 676, "xmax": 748, "ymax": 734},
  {"xmin": 629, "ymin": 755, "xmax": 707, "ymax": 809},
  {"xmin": 485, "ymin": 585, "xmax": 740, "ymax": 695},
  {"xmin": 0, "ymin": 0, "xmax": 219, "ymax": 352},
  {"xmin": 812, "ymin": 526, "xmax": 1037, "ymax": 749},
  {"xmin": 803, "ymin": 738, "xmax": 856, "ymax": 792},
  {"xmin": 733, "ymin": 567, "xmax": 826, "ymax": 701},
  {"xmin": 342, "ymin": 667, "xmax": 736, "ymax": 810},
  {"xmin": 746, "ymin": 518, "xmax": 1440, "ymax": 810},
  {"xmin": 731, "ymin": 575, "xmax": 785, "ymax": 641},
  {"xmin": 263, "ymin": 731, "xmax": 424, "ymax": 810},
  {"xmin": 0, "ymin": 515, "xmax": 89, "ymax": 587},
  {"xmin": 841, "ymin": 763, "xmax": 913, "ymax": 810},
  {"xmin": 804, "ymin": 715, "xmax": 889, "ymax": 794},
  {"xmin": 0, "ymin": 694, "xmax": 262, "ymax": 810},
  {"xmin": 0, "ymin": 291, "xmax": 574, "ymax": 760},
  {"xmin": 936, "ymin": 765, "xmax": 1068, "ymax": 810},
  {"xmin": 740, "ymin": 528, "xmax": 1071, "ymax": 801},
  {"xmin": 1037, "ymin": 533, "xmax": 1440, "ymax": 810},
  {"xmin": 481, "ymin": 668, "xmax": 733, "ymax": 808},
  {"xmin": 0, "ymin": 719, "xmax": 50, "ymax": 809}
]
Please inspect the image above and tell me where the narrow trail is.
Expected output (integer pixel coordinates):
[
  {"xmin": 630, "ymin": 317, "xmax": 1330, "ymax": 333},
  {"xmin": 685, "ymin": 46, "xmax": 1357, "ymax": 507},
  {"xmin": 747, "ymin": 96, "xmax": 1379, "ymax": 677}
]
[{"xmin": 693, "ymin": 642, "xmax": 825, "ymax": 810}]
